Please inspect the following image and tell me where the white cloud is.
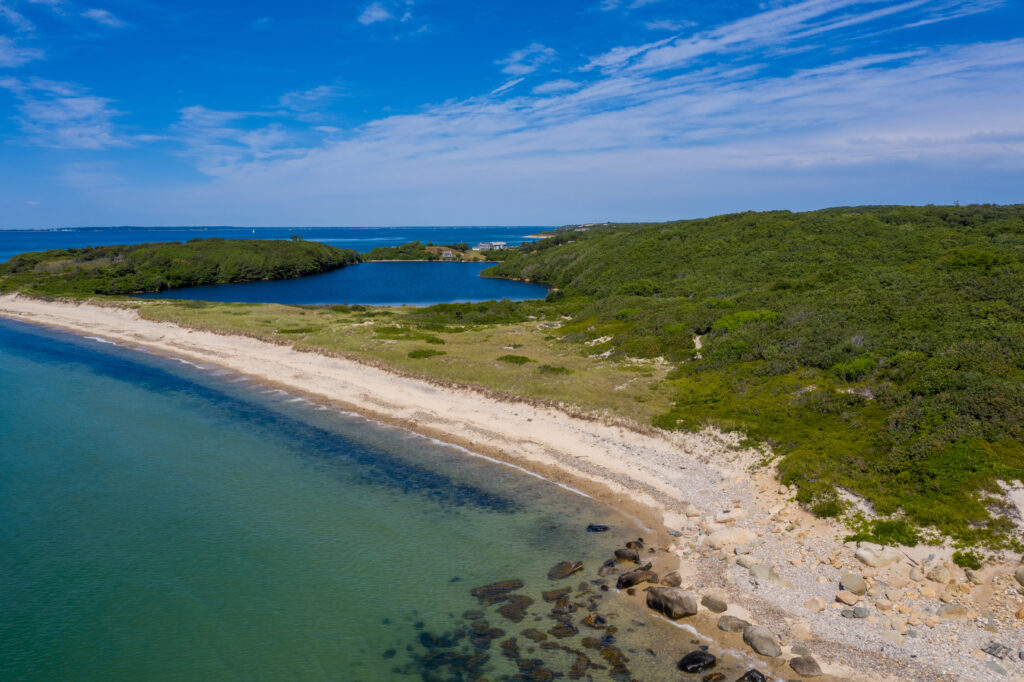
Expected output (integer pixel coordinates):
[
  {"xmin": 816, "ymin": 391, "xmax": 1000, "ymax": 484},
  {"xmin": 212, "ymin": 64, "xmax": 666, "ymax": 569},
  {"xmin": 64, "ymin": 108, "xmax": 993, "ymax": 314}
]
[
  {"xmin": 490, "ymin": 78, "xmax": 524, "ymax": 95},
  {"xmin": 532, "ymin": 79, "xmax": 580, "ymax": 95},
  {"xmin": 585, "ymin": 0, "xmax": 999, "ymax": 73},
  {"xmin": 0, "ymin": 2, "xmax": 35, "ymax": 32},
  {"xmin": 358, "ymin": 2, "xmax": 392, "ymax": 25},
  {"xmin": 644, "ymin": 19, "xmax": 695, "ymax": 31},
  {"xmin": 0, "ymin": 35, "xmax": 44, "ymax": 66},
  {"xmin": 497, "ymin": 43, "xmax": 557, "ymax": 76},
  {"xmin": 0, "ymin": 78, "xmax": 126, "ymax": 149},
  {"xmin": 81, "ymin": 8, "xmax": 127, "ymax": 27},
  {"xmin": 278, "ymin": 85, "xmax": 344, "ymax": 111}
]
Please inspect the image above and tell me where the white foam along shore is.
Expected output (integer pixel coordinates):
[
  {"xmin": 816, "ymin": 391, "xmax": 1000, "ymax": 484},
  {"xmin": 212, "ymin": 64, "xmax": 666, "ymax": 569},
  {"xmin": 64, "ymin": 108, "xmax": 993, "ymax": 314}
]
[{"xmin": 2, "ymin": 293, "xmax": 1023, "ymax": 682}]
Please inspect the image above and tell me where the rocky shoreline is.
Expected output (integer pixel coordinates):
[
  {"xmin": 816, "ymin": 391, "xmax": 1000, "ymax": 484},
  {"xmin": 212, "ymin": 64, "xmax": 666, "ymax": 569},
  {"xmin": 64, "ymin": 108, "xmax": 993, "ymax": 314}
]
[{"xmin": 1, "ymin": 295, "xmax": 1023, "ymax": 681}]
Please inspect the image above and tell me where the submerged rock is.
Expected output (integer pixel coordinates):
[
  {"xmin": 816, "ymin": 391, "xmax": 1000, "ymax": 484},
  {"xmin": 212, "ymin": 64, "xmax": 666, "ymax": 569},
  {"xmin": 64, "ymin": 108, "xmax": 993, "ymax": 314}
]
[
  {"xmin": 548, "ymin": 622, "xmax": 578, "ymax": 639},
  {"xmin": 662, "ymin": 570, "xmax": 682, "ymax": 587},
  {"xmin": 737, "ymin": 669, "xmax": 768, "ymax": 682},
  {"xmin": 742, "ymin": 625, "xmax": 782, "ymax": 658},
  {"xmin": 677, "ymin": 650, "xmax": 716, "ymax": 673},
  {"xmin": 645, "ymin": 587, "xmax": 698, "ymax": 619},
  {"xmin": 497, "ymin": 594, "xmax": 533, "ymax": 623},
  {"xmin": 470, "ymin": 579, "xmax": 523, "ymax": 604},
  {"xmin": 586, "ymin": 523, "xmax": 610, "ymax": 532},
  {"xmin": 541, "ymin": 588, "xmax": 570, "ymax": 602},
  {"xmin": 548, "ymin": 561, "xmax": 584, "ymax": 580}
]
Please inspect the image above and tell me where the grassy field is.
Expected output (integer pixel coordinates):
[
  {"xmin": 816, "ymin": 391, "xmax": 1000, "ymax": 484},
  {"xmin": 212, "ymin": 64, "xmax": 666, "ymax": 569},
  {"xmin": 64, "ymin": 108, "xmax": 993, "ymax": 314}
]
[{"xmin": 136, "ymin": 300, "xmax": 676, "ymax": 425}]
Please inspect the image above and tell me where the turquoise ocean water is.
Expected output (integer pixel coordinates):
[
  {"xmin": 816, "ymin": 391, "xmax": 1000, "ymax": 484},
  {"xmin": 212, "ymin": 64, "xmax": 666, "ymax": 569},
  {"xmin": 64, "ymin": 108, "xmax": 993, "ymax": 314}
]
[{"xmin": 0, "ymin": 318, "xmax": 703, "ymax": 681}]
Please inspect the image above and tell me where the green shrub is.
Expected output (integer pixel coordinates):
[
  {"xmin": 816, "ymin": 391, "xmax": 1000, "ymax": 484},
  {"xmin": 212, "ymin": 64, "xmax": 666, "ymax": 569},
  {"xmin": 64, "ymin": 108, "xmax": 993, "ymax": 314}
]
[
  {"xmin": 845, "ymin": 519, "xmax": 921, "ymax": 546},
  {"xmin": 833, "ymin": 355, "xmax": 875, "ymax": 382},
  {"xmin": 713, "ymin": 309, "xmax": 780, "ymax": 332},
  {"xmin": 408, "ymin": 349, "xmax": 446, "ymax": 359},
  {"xmin": 811, "ymin": 498, "xmax": 843, "ymax": 518},
  {"xmin": 497, "ymin": 354, "xmax": 534, "ymax": 364},
  {"xmin": 538, "ymin": 364, "xmax": 573, "ymax": 375},
  {"xmin": 952, "ymin": 550, "xmax": 982, "ymax": 570}
]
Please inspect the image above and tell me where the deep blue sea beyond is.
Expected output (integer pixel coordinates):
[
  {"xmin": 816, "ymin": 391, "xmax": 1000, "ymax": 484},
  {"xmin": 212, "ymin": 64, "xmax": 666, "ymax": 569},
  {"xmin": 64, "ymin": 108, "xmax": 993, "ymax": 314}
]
[
  {"xmin": 0, "ymin": 318, "xmax": 682, "ymax": 681},
  {"xmin": 0, "ymin": 226, "xmax": 544, "ymax": 265},
  {"xmin": 0, "ymin": 226, "xmax": 549, "ymax": 305}
]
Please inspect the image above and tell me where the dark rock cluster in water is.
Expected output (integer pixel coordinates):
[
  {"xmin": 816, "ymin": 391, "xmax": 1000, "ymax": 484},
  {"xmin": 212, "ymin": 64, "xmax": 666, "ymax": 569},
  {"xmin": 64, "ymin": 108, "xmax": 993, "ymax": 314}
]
[{"xmin": 386, "ymin": 534, "xmax": 767, "ymax": 681}]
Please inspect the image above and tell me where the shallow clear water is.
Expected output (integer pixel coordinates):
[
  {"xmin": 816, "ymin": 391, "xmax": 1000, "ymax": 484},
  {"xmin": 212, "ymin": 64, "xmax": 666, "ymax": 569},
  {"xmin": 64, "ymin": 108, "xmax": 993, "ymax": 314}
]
[
  {"xmin": 0, "ymin": 226, "xmax": 543, "ymax": 265},
  {"xmin": 0, "ymin": 318, "xmax": 704, "ymax": 682},
  {"xmin": 139, "ymin": 261, "xmax": 549, "ymax": 306}
]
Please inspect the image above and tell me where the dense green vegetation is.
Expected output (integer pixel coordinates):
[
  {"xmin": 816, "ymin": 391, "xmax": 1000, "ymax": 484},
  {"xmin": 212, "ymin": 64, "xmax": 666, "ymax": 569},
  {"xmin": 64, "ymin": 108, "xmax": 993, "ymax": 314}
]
[
  {"xmin": 360, "ymin": 240, "xmax": 502, "ymax": 261},
  {"xmin": 363, "ymin": 240, "xmax": 448, "ymax": 261},
  {"xmin": 487, "ymin": 205, "xmax": 1024, "ymax": 546},
  {"xmin": 0, "ymin": 239, "xmax": 360, "ymax": 296}
]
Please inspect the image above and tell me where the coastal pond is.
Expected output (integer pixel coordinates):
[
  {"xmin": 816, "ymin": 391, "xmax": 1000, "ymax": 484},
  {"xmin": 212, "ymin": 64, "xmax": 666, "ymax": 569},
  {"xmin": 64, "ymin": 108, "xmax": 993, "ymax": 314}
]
[
  {"xmin": 138, "ymin": 261, "xmax": 550, "ymax": 306},
  {"xmin": 0, "ymin": 318, "xmax": 761, "ymax": 681}
]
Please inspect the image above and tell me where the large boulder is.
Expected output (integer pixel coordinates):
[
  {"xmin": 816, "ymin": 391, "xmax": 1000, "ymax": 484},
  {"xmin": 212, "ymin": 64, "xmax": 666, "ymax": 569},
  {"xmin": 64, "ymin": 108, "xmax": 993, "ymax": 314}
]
[
  {"xmin": 926, "ymin": 565, "xmax": 950, "ymax": 584},
  {"xmin": 717, "ymin": 615, "xmax": 750, "ymax": 632},
  {"xmin": 789, "ymin": 655, "xmax": 823, "ymax": 677},
  {"xmin": 1014, "ymin": 565, "xmax": 1024, "ymax": 588},
  {"xmin": 661, "ymin": 570, "xmax": 682, "ymax": 587},
  {"xmin": 700, "ymin": 589, "xmax": 728, "ymax": 613},
  {"xmin": 840, "ymin": 572, "xmax": 867, "ymax": 595},
  {"xmin": 677, "ymin": 650, "xmax": 716, "ymax": 673},
  {"xmin": 855, "ymin": 546, "xmax": 901, "ymax": 567},
  {"xmin": 614, "ymin": 547, "xmax": 640, "ymax": 562},
  {"xmin": 742, "ymin": 625, "xmax": 782, "ymax": 658},
  {"xmin": 705, "ymin": 528, "xmax": 757, "ymax": 549},
  {"xmin": 645, "ymin": 587, "xmax": 698, "ymax": 619},
  {"xmin": 616, "ymin": 569, "xmax": 658, "ymax": 589}
]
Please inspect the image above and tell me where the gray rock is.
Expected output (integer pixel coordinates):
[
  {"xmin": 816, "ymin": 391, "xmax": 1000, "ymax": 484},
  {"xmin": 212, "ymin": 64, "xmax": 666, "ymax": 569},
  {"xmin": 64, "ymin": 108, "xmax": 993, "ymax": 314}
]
[
  {"xmin": 667, "ymin": 529, "xmax": 684, "ymax": 537},
  {"xmin": 840, "ymin": 609, "xmax": 856, "ymax": 618},
  {"xmin": 791, "ymin": 644, "xmax": 812, "ymax": 656},
  {"xmin": 853, "ymin": 607, "xmax": 870, "ymax": 618},
  {"xmin": 749, "ymin": 564, "xmax": 774, "ymax": 581},
  {"xmin": 938, "ymin": 604, "xmax": 969, "ymax": 620},
  {"xmin": 645, "ymin": 587, "xmax": 698, "ymax": 620},
  {"xmin": 661, "ymin": 570, "xmax": 682, "ymax": 587},
  {"xmin": 1015, "ymin": 565, "xmax": 1024, "ymax": 588},
  {"xmin": 789, "ymin": 655, "xmax": 823, "ymax": 677},
  {"xmin": 701, "ymin": 589, "xmax": 728, "ymax": 613},
  {"xmin": 926, "ymin": 565, "xmax": 950, "ymax": 583},
  {"xmin": 985, "ymin": 661, "xmax": 1008, "ymax": 677},
  {"xmin": 717, "ymin": 615, "xmax": 750, "ymax": 632},
  {"xmin": 742, "ymin": 625, "xmax": 782, "ymax": 658},
  {"xmin": 736, "ymin": 555, "xmax": 758, "ymax": 569},
  {"xmin": 840, "ymin": 572, "xmax": 867, "ymax": 595}
]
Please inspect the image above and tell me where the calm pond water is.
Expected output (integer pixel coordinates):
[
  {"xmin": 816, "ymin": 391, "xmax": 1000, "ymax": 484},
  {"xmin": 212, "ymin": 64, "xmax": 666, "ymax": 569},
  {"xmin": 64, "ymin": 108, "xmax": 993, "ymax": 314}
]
[
  {"xmin": 139, "ymin": 261, "xmax": 549, "ymax": 306},
  {"xmin": 0, "ymin": 226, "xmax": 544, "ymax": 265},
  {"xmin": 1, "ymin": 317, "xmax": 733, "ymax": 682}
]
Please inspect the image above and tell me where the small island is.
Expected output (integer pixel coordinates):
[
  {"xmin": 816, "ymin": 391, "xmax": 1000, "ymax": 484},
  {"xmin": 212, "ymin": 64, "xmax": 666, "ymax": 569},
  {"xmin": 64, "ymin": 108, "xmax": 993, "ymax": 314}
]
[{"xmin": 0, "ymin": 238, "xmax": 361, "ymax": 297}]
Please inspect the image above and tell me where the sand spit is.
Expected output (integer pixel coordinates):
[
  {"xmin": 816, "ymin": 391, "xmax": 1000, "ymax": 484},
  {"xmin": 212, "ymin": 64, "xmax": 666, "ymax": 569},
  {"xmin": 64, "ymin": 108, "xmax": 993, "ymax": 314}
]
[{"xmin": 2, "ymin": 294, "xmax": 1023, "ymax": 682}]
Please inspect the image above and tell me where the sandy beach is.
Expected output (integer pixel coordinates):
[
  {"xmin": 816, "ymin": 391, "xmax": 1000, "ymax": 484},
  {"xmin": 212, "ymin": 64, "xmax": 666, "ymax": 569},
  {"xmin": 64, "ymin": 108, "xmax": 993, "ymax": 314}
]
[{"xmin": 2, "ymin": 293, "xmax": 1022, "ymax": 682}]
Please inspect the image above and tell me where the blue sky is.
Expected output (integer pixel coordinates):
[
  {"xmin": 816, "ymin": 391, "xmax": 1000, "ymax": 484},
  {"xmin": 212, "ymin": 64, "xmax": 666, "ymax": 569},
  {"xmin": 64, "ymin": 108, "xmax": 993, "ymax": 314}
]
[{"xmin": 0, "ymin": 0, "xmax": 1021, "ymax": 227}]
